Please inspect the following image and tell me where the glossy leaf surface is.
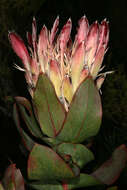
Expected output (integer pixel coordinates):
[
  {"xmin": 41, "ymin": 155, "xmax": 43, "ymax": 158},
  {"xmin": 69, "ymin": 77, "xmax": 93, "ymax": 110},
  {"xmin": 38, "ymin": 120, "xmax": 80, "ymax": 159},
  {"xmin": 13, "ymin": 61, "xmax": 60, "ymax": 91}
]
[
  {"xmin": 28, "ymin": 174, "xmax": 102, "ymax": 190},
  {"xmin": 33, "ymin": 74, "xmax": 65, "ymax": 137},
  {"xmin": 57, "ymin": 143, "xmax": 94, "ymax": 169},
  {"xmin": 15, "ymin": 97, "xmax": 43, "ymax": 139},
  {"xmin": 28, "ymin": 144, "xmax": 75, "ymax": 181},
  {"xmin": 57, "ymin": 77, "xmax": 102, "ymax": 143},
  {"xmin": 13, "ymin": 104, "xmax": 35, "ymax": 152},
  {"xmin": 67, "ymin": 173, "xmax": 102, "ymax": 189}
]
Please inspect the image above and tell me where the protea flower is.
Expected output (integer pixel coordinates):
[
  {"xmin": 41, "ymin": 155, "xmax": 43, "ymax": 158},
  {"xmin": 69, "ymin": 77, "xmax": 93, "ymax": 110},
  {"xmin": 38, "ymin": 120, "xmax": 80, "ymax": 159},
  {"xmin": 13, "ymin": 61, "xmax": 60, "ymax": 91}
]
[
  {"xmin": 9, "ymin": 16, "xmax": 109, "ymax": 110},
  {"xmin": 9, "ymin": 16, "xmax": 127, "ymax": 190}
]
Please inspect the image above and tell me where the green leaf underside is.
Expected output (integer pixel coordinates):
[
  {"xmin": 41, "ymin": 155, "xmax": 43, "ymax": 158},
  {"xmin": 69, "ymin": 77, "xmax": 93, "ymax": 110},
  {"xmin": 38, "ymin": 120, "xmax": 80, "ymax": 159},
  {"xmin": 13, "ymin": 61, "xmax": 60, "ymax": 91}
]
[
  {"xmin": 57, "ymin": 143, "xmax": 94, "ymax": 169},
  {"xmin": 28, "ymin": 144, "xmax": 75, "ymax": 181},
  {"xmin": 57, "ymin": 78, "xmax": 102, "ymax": 143},
  {"xmin": 15, "ymin": 97, "xmax": 43, "ymax": 139},
  {"xmin": 92, "ymin": 144, "xmax": 127, "ymax": 185},
  {"xmin": 33, "ymin": 74, "xmax": 65, "ymax": 137},
  {"xmin": 67, "ymin": 173, "xmax": 102, "ymax": 189},
  {"xmin": 29, "ymin": 173, "xmax": 102, "ymax": 190},
  {"xmin": 13, "ymin": 104, "xmax": 35, "ymax": 151}
]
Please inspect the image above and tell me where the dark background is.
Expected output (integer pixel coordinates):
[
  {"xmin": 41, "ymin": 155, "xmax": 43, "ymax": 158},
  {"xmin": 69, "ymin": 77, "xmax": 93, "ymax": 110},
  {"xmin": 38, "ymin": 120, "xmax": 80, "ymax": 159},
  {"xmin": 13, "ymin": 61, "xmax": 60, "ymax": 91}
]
[{"xmin": 0, "ymin": 0, "xmax": 127, "ymax": 188}]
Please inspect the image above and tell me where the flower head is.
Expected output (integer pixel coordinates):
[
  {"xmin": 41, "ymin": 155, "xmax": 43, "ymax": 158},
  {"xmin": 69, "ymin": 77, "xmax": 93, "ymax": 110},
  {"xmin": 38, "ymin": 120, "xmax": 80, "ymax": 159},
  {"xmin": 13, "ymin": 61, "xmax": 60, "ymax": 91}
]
[{"xmin": 9, "ymin": 16, "xmax": 109, "ymax": 110}]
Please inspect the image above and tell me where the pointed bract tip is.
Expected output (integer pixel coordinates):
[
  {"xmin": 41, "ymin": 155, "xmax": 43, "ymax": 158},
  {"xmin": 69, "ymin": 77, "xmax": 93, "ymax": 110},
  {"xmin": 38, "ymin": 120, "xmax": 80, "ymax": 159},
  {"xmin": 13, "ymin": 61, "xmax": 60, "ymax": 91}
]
[
  {"xmin": 8, "ymin": 31, "xmax": 16, "ymax": 38},
  {"xmin": 43, "ymin": 24, "xmax": 46, "ymax": 28},
  {"xmin": 81, "ymin": 40, "xmax": 85, "ymax": 45},
  {"xmin": 90, "ymin": 21, "xmax": 99, "ymax": 29},
  {"xmin": 68, "ymin": 18, "xmax": 72, "ymax": 23},
  {"xmin": 56, "ymin": 15, "xmax": 59, "ymax": 20},
  {"xmin": 42, "ymin": 25, "xmax": 47, "ymax": 31},
  {"xmin": 89, "ymin": 21, "xmax": 99, "ymax": 32},
  {"xmin": 8, "ymin": 30, "xmax": 13, "ymax": 34},
  {"xmin": 83, "ymin": 14, "xmax": 86, "ymax": 18},
  {"xmin": 101, "ymin": 19, "xmax": 108, "ymax": 25},
  {"xmin": 79, "ymin": 15, "xmax": 87, "ymax": 22},
  {"xmin": 33, "ymin": 16, "xmax": 35, "ymax": 20}
]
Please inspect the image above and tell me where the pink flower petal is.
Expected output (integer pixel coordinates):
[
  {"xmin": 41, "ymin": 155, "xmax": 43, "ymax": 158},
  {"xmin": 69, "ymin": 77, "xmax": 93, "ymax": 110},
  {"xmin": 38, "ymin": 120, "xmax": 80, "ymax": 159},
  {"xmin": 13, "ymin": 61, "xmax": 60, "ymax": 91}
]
[
  {"xmin": 38, "ymin": 25, "xmax": 48, "ymax": 57},
  {"xmin": 50, "ymin": 16, "xmax": 59, "ymax": 45},
  {"xmin": 9, "ymin": 32, "xmax": 30, "ymax": 71},
  {"xmin": 71, "ymin": 41, "xmax": 85, "ymax": 92},
  {"xmin": 97, "ymin": 19, "xmax": 109, "ymax": 53},
  {"xmin": 76, "ymin": 15, "xmax": 89, "ymax": 44},
  {"xmin": 85, "ymin": 21, "xmax": 99, "ymax": 68},
  {"xmin": 90, "ymin": 46, "xmax": 105, "ymax": 78},
  {"xmin": 59, "ymin": 18, "xmax": 72, "ymax": 53}
]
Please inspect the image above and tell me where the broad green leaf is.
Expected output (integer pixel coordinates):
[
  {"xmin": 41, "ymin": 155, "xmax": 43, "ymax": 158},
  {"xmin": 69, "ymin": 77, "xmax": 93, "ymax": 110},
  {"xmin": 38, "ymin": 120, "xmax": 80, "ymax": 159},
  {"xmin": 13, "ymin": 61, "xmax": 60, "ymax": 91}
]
[
  {"xmin": 33, "ymin": 74, "xmax": 65, "ymax": 137},
  {"xmin": 15, "ymin": 97, "xmax": 43, "ymax": 139},
  {"xmin": 42, "ymin": 137, "xmax": 62, "ymax": 147},
  {"xmin": 67, "ymin": 173, "xmax": 102, "ymax": 189},
  {"xmin": 28, "ymin": 144, "xmax": 75, "ymax": 181},
  {"xmin": 13, "ymin": 104, "xmax": 35, "ymax": 152},
  {"xmin": 92, "ymin": 144, "xmax": 127, "ymax": 185},
  {"xmin": 28, "ymin": 174, "xmax": 102, "ymax": 190},
  {"xmin": 57, "ymin": 143, "xmax": 94, "ymax": 169},
  {"xmin": 57, "ymin": 77, "xmax": 102, "ymax": 143}
]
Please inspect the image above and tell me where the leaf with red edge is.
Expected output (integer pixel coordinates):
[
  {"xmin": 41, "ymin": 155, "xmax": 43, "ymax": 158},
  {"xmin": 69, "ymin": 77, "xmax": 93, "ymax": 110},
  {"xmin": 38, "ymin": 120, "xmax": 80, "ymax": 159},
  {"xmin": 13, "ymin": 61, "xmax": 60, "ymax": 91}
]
[
  {"xmin": 13, "ymin": 103, "xmax": 35, "ymax": 152},
  {"xmin": 56, "ymin": 77, "xmax": 102, "ymax": 143},
  {"xmin": 92, "ymin": 144, "xmax": 127, "ymax": 185},
  {"xmin": 28, "ymin": 144, "xmax": 75, "ymax": 181},
  {"xmin": 57, "ymin": 143, "xmax": 94, "ymax": 169},
  {"xmin": 15, "ymin": 96, "xmax": 43, "ymax": 139},
  {"xmin": 33, "ymin": 74, "xmax": 66, "ymax": 137},
  {"xmin": 28, "ymin": 174, "xmax": 102, "ymax": 190},
  {"xmin": 3, "ymin": 164, "xmax": 25, "ymax": 190},
  {"xmin": 67, "ymin": 173, "xmax": 102, "ymax": 190}
]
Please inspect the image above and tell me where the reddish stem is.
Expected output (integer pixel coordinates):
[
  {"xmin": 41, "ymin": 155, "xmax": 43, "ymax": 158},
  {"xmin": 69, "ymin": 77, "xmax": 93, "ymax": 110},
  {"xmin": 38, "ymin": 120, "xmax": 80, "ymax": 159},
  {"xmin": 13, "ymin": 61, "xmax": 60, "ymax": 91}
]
[{"xmin": 62, "ymin": 181, "xmax": 68, "ymax": 190}]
